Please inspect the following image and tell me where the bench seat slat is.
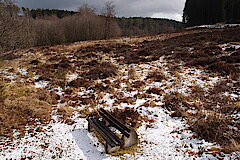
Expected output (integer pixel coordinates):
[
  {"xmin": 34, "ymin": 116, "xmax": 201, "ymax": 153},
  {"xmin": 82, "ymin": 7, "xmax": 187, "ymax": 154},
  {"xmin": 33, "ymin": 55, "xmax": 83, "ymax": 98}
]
[
  {"xmin": 88, "ymin": 117, "xmax": 123, "ymax": 147},
  {"xmin": 93, "ymin": 118, "xmax": 123, "ymax": 145}
]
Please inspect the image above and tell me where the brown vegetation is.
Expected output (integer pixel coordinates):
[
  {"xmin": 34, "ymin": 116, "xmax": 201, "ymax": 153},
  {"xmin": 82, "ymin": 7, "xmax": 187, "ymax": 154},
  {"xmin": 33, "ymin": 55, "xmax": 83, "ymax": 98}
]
[
  {"xmin": 191, "ymin": 112, "xmax": 239, "ymax": 153},
  {"xmin": 162, "ymin": 85, "xmax": 240, "ymax": 152},
  {"xmin": 57, "ymin": 107, "xmax": 74, "ymax": 124},
  {"xmin": 146, "ymin": 71, "xmax": 167, "ymax": 82},
  {"xmin": 0, "ymin": 83, "xmax": 52, "ymax": 138},
  {"xmin": 84, "ymin": 62, "xmax": 118, "ymax": 80},
  {"xmin": 137, "ymin": 27, "xmax": 240, "ymax": 77}
]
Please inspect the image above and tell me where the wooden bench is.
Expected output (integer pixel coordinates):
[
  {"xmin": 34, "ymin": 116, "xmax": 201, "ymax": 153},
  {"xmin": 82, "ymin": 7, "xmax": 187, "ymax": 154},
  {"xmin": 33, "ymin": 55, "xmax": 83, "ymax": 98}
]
[
  {"xmin": 99, "ymin": 108, "xmax": 138, "ymax": 148},
  {"xmin": 87, "ymin": 116, "xmax": 123, "ymax": 153},
  {"xmin": 86, "ymin": 108, "xmax": 139, "ymax": 153}
]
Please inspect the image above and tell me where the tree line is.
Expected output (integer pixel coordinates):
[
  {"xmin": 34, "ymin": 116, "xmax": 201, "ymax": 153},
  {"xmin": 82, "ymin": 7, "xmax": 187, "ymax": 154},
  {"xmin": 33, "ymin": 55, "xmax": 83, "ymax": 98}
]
[
  {"xmin": 29, "ymin": 8, "xmax": 76, "ymax": 19},
  {"xmin": 27, "ymin": 8, "xmax": 183, "ymax": 37},
  {"xmin": 183, "ymin": 0, "xmax": 240, "ymax": 26},
  {"xmin": 116, "ymin": 17, "xmax": 183, "ymax": 37},
  {"xmin": 0, "ymin": 0, "xmax": 183, "ymax": 52}
]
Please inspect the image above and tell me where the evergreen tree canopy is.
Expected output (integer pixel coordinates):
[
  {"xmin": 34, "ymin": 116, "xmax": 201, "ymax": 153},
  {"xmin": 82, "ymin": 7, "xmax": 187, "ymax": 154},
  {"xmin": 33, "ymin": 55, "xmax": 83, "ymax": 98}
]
[
  {"xmin": 225, "ymin": 0, "xmax": 240, "ymax": 23},
  {"xmin": 183, "ymin": 0, "xmax": 240, "ymax": 26}
]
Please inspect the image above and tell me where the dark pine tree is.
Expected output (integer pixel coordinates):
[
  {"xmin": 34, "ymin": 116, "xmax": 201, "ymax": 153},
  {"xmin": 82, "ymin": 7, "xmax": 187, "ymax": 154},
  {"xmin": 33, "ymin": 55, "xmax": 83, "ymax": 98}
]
[
  {"xmin": 225, "ymin": 0, "xmax": 240, "ymax": 23},
  {"xmin": 183, "ymin": 0, "xmax": 225, "ymax": 26}
]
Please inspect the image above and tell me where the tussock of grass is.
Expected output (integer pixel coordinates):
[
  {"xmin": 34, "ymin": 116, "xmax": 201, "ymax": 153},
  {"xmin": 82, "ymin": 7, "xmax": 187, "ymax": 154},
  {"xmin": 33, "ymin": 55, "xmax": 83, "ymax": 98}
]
[
  {"xmin": 210, "ymin": 80, "xmax": 232, "ymax": 94},
  {"xmin": 0, "ymin": 83, "xmax": 52, "ymax": 138},
  {"xmin": 132, "ymin": 80, "xmax": 146, "ymax": 88},
  {"xmin": 187, "ymin": 57, "xmax": 217, "ymax": 66},
  {"xmin": 146, "ymin": 71, "xmax": 167, "ymax": 82},
  {"xmin": 162, "ymin": 92, "xmax": 187, "ymax": 115},
  {"xmin": 191, "ymin": 112, "xmax": 240, "ymax": 153},
  {"xmin": 77, "ymin": 107, "xmax": 97, "ymax": 118},
  {"xmin": 146, "ymin": 87, "xmax": 164, "ymax": 95},
  {"xmin": 84, "ymin": 62, "xmax": 118, "ymax": 80}
]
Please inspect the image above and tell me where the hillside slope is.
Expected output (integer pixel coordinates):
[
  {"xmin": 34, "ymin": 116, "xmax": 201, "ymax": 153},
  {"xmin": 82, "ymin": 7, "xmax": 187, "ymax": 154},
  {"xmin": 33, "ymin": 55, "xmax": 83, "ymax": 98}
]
[{"xmin": 0, "ymin": 27, "xmax": 239, "ymax": 159}]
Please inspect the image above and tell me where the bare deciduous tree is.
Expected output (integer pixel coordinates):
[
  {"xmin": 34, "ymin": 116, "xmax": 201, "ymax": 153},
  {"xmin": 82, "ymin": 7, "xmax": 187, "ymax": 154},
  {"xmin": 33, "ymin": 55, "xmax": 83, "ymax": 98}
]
[
  {"xmin": 0, "ymin": 0, "xmax": 34, "ymax": 51},
  {"xmin": 102, "ymin": 1, "xmax": 116, "ymax": 39},
  {"xmin": 78, "ymin": 4, "xmax": 96, "ymax": 40},
  {"xmin": 78, "ymin": 4, "xmax": 95, "ymax": 16}
]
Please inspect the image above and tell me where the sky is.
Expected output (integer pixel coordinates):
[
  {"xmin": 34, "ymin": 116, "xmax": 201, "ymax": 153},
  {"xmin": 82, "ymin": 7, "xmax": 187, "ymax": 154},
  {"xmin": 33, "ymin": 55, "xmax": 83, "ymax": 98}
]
[{"xmin": 15, "ymin": 0, "xmax": 186, "ymax": 21}]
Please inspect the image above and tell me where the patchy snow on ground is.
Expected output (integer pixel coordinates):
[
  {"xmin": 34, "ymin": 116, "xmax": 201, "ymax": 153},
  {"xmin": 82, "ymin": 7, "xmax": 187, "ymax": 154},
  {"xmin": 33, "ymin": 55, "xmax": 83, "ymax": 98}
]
[
  {"xmin": 18, "ymin": 67, "xmax": 28, "ymax": 76},
  {"xmin": 0, "ymin": 41, "xmax": 239, "ymax": 160},
  {"xmin": 1, "ymin": 111, "xmax": 238, "ymax": 160},
  {"xmin": 35, "ymin": 81, "xmax": 49, "ymax": 88},
  {"xmin": 188, "ymin": 24, "xmax": 240, "ymax": 29}
]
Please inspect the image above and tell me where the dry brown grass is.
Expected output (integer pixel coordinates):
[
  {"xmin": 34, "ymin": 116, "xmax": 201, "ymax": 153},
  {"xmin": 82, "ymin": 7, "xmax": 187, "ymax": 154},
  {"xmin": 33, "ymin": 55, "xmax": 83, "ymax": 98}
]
[
  {"xmin": 132, "ymin": 80, "xmax": 146, "ymax": 89},
  {"xmin": 191, "ymin": 112, "xmax": 240, "ymax": 153},
  {"xmin": 0, "ymin": 83, "xmax": 52, "ymax": 138},
  {"xmin": 210, "ymin": 80, "xmax": 232, "ymax": 94},
  {"xmin": 77, "ymin": 107, "xmax": 98, "ymax": 118},
  {"xmin": 110, "ymin": 145, "xmax": 141, "ymax": 158},
  {"xmin": 162, "ymin": 88, "xmax": 240, "ymax": 152},
  {"xmin": 190, "ymin": 85, "xmax": 205, "ymax": 99},
  {"xmin": 141, "ymin": 100, "xmax": 157, "ymax": 108},
  {"xmin": 187, "ymin": 56, "xmax": 217, "ymax": 67},
  {"xmin": 162, "ymin": 92, "xmax": 188, "ymax": 116},
  {"xmin": 146, "ymin": 88, "xmax": 164, "ymax": 95},
  {"xmin": 1, "ymin": 26, "xmax": 239, "ymax": 156},
  {"xmin": 67, "ymin": 78, "xmax": 92, "ymax": 88},
  {"xmin": 57, "ymin": 106, "xmax": 74, "ymax": 124},
  {"xmin": 84, "ymin": 62, "xmax": 118, "ymax": 80},
  {"xmin": 28, "ymin": 57, "xmax": 74, "ymax": 87},
  {"xmin": 146, "ymin": 71, "xmax": 167, "ymax": 82},
  {"xmin": 207, "ymin": 62, "xmax": 239, "ymax": 77}
]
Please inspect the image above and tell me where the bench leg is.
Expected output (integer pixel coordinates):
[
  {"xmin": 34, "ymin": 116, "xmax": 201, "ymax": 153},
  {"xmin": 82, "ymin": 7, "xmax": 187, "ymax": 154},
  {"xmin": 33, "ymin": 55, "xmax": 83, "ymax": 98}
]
[
  {"xmin": 106, "ymin": 143, "xmax": 121, "ymax": 154},
  {"xmin": 123, "ymin": 128, "xmax": 138, "ymax": 148},
  {"xmin": 88, "ymin": 123, "xmax": 94, "ymax": 132}
]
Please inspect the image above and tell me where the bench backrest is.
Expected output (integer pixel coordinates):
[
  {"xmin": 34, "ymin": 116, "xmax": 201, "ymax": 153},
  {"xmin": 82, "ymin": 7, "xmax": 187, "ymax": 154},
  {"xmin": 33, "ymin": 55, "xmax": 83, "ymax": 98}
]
[{"xmin": 99, "ymin": 108, "xmax": 131, "ymax": 138}]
